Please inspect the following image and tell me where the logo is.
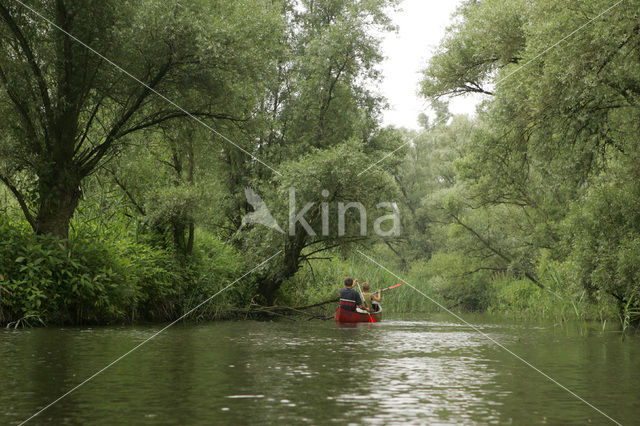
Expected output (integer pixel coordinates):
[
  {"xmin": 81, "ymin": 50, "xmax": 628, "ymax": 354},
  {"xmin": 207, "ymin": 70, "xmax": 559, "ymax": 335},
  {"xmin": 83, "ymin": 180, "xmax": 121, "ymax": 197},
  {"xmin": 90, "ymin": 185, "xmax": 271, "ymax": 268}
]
[
  {"xmin": 239, "ymin": 187, "xmax": 400, "ymax": 237},
  {"xmin": 238, "ymin": 187, "xmax": 284, "ymax": 233}
]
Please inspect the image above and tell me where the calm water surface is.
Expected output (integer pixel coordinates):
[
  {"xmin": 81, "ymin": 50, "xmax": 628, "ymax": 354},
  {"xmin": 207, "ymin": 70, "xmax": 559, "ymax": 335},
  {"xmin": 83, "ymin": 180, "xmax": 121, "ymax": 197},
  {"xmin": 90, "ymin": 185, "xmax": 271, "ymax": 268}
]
[{"xmin": 1, "ymin": 314, "xmax": 638, "ymax": 425}]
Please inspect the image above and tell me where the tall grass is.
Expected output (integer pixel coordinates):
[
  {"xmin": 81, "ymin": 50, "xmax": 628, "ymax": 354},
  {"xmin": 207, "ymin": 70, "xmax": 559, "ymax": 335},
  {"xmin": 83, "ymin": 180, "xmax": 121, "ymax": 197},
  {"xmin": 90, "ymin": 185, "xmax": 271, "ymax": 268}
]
[
  {"xmin": 283, "ymin": 252, "xmax": 622, "ymax": 324},
  {"xmin": 279, "ymin": 253, "xmax": 446, "ymax": 315},
  {"xmin": 487, "ymin": 271, "xmax": 619, "ymax": 323}
]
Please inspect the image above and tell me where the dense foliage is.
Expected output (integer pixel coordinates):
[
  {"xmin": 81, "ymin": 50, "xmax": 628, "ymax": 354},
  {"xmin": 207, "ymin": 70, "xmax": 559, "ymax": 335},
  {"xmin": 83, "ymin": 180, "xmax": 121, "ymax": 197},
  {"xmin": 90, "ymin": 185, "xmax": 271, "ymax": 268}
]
[
  {"xmin": 402, "ymin": 0, "xmax": 640, "ymax": 323},
  {"xmin": 0, "ymin": 0, "xmax": 402, "ymax": 324},
  {"xmin": 1, "ymin": 0, "xmax": 639, "ymax": 326},
  {"xmin": 0, "ymin": 215, "xmax": 244, "ymax": 325}
]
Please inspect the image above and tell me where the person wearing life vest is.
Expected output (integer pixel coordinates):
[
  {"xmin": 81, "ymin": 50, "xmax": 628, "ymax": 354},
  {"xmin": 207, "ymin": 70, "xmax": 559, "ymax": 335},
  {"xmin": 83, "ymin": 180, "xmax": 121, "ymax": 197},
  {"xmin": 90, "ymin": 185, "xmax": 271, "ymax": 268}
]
[{"xmin": 339, "ymin": 277, "xmax": 365, "ymax": 312}]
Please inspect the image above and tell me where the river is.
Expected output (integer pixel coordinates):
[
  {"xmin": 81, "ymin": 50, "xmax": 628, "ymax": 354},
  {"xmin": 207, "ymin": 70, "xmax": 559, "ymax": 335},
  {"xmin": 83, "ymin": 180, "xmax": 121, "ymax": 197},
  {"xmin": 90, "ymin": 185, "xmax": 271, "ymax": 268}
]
[{"xmin": 1, "ymin": 314, "xmax": 638, "ymax": 425}]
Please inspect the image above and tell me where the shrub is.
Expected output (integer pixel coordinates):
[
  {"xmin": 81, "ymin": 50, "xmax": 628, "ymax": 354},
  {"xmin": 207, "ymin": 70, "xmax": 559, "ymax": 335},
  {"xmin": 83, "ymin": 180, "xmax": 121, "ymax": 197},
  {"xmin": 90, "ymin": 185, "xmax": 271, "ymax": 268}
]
[{"xmin": 0, "ymin": 217, "xmax": 246, "ymax": 326}]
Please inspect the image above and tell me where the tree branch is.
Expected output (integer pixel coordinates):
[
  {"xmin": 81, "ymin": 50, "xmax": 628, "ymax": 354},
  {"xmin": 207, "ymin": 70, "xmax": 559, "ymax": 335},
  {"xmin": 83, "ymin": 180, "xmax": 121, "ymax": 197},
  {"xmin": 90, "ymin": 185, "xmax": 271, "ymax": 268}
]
[
  {"xmin": 0, "ymin": 173, "xmax": 36, "ymax": 230},
  {"xmin": 0, "ymin": 63, "xmax": 40, "ymax": 152},
  {"xmin": 102, "ymin": 167, "xmax": 146, "ymax": 216},
  {"xmin": 449, "ymin": 212, "xmax": 543, "ymax": 289},
  {"xmin": 0, "ymin": 1, "xmax": 53, "ymax": 145},
  {"xmin": 458, "ymin": 266, "xmax": 508, "ymax": 277},
  {"xmin": 115, "ymin": 110, "xmax": 245, "ymax": 139},
  {"xmin": 76, "ymin": 59, "xmax": 174, "ymax": 175}
]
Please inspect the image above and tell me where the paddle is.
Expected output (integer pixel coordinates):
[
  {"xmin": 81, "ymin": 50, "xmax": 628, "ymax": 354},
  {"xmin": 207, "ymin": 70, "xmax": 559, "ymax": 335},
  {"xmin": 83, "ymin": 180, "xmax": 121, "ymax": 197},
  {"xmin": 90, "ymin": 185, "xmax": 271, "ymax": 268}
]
[
  {"xmin": 354, "ymin": 279, "xmax": 376, "ymax": 323},
  {"xmin": 374, "ymin": 282, "xmax": 404, "ymax": 294}
]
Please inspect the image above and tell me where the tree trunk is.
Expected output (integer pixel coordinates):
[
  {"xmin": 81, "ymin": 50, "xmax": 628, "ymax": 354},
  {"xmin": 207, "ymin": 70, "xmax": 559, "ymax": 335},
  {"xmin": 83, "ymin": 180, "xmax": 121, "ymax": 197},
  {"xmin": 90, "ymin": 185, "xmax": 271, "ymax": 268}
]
[
  {"xmin": 185, "ymin": 140, "xmax": 195, "ymax": 256},
  {"xmin": 257, "ymin": 234, "xmax": 305, "ymax": 304},
  {"xmin": 186, "ymin": 221, "xmax": 195, "ymax": 255},
  {"xmin": 34, "ymin": 166, "xmax": 82, "ymax": 240},
  {"xmin": 173, "ymin": 220, "xmax": 187, "ymax": 255}
]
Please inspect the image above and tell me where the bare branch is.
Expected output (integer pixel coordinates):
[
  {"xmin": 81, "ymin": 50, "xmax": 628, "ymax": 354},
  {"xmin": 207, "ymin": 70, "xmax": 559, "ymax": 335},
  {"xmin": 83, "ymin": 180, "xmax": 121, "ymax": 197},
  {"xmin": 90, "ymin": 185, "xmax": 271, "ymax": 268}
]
[
  {"xmin": 76, "ymin": 59, "xmax": 174, "ymax": 175},
  {"xmin": 0, "ymin": 173, "xmax": 36, "ymax": 230},
  {"xmin": 449, "ymin": 212, "xmax": 543, "ymax": 289},
  {"xmin": 0, "ymin": 1, "xmax": 53, "ymax": 146},
  {"xmin": 101, "ymin": 167, "xmax": 146, "ymax": 216},
  {"xmin": 0, "ymin": 63, "xmax": 40, "ymax": 152}
]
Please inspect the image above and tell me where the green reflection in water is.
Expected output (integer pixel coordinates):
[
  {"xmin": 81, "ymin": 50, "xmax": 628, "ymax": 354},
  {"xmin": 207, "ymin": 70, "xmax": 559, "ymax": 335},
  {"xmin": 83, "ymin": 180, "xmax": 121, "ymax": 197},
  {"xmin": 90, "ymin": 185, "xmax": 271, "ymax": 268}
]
[{"xmin": 1, "ymin": 314, "xmax": 638, "ymax": 425}]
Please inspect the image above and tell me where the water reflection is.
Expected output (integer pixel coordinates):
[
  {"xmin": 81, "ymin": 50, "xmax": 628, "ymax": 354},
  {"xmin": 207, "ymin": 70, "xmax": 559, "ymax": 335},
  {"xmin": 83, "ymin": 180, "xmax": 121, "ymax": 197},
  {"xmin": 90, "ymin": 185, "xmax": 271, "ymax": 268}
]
[
  {"xmin": 329, "ymin": 322, "xmax": 506, "ymax": 424},
  {"xmin": 0, "ymin": 316, "xmax": 638, "ymax": 424}
]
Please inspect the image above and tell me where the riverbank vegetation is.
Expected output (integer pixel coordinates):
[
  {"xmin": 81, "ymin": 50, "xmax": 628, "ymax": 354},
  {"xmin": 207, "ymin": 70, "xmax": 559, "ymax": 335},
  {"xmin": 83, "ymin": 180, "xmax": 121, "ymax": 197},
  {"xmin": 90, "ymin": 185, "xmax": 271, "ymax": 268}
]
[{"xmin": 1, "ymin": 0, "xmax": 639, "ymax": 327}]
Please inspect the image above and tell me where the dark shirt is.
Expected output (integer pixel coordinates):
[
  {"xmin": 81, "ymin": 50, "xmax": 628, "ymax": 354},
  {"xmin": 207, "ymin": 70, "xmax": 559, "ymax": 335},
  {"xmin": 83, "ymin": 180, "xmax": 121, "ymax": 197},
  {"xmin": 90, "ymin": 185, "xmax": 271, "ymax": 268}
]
[{"xmin": 339, "ymin": 287, "xmax": 362, "ymax": 312}]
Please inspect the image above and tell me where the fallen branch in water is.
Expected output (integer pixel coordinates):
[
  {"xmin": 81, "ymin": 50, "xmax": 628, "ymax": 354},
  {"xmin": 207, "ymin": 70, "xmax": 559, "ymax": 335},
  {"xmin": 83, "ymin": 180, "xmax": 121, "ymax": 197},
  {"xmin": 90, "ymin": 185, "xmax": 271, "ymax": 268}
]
[
  {"xmin": 291, "ymin": 297, "xmax": 339, "ymax": 310},
  {"xmin": 208, "ymin": 297, "xmax": 339, "ymax": 321}
]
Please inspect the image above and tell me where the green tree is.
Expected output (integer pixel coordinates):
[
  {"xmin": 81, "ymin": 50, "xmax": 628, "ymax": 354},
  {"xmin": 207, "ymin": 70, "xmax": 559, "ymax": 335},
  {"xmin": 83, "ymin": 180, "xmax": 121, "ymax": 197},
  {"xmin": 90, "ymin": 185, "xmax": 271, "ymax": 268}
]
[
  {"xmin": 253, "ymin": 140, "xmax": 400, "ymax": 302},
  {"xmin": 419, "ymin": 0, "xmax": 640, "ymax": 314},
  {"xmin": 0, "ymin": 0, "xmax": 283, "ymax": 239},
  {"xmin": 216, "ymin": 0, "xmax": 400, "ymax": 303}
]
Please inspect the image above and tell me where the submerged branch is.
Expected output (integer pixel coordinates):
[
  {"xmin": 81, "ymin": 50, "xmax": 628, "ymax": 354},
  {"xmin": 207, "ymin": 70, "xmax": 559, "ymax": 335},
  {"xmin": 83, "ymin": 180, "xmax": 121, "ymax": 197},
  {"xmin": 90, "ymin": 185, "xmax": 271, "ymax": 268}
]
[{"xmin": 209, "ymin": 297, "xmax": 340, "ymax": 321}]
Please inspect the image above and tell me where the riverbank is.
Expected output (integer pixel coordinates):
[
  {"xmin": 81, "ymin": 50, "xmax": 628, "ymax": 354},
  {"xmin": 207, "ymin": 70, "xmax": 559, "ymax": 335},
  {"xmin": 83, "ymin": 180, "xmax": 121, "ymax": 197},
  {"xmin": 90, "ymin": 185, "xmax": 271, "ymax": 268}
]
[
  {"xmin": 0, "ymin": 217, "xmax": 246, "ymax": 327},
  {"xmin": 283, "ymin": 255, "xmax": 629, "ymax": 329},
  {"xmin": 0, "ymin": 217, "xmax": 631, "ymax": 329}
]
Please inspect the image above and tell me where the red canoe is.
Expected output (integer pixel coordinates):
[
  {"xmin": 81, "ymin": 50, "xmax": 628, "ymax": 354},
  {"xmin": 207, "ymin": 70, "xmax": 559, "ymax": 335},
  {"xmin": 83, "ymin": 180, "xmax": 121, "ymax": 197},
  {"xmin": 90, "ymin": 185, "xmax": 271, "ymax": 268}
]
[{"xmin": 334, "ymin": 303, "xmax": 382, "ymax": 323}]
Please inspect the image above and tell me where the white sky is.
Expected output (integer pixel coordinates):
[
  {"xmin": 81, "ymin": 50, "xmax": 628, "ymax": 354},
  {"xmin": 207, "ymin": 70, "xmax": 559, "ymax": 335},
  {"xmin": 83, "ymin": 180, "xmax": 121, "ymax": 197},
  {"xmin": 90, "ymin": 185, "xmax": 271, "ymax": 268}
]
[{"xmin": 379, "ymin": 0, "xmax": 483, "ymax": 129}]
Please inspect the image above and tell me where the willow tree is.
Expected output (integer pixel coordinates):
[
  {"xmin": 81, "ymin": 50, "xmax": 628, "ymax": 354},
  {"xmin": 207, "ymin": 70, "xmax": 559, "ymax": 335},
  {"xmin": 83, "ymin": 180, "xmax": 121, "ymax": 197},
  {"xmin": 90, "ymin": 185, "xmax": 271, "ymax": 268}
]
[
  {"xmin": 420, "ymin": 0, "xmax": 640, "ymax": 309},
  {"xmin": 219, "ymin": 0, "xmax": 402, "ymax": 303},
  {"xmin": 0, "ymin": 0, "xmax": 282, "ymax": 239}
]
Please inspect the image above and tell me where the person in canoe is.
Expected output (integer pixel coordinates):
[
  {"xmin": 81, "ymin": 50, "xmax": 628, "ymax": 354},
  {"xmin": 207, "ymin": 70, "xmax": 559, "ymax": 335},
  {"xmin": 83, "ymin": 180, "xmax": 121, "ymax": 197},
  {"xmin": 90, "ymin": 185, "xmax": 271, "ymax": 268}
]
[
  {"xmin": 361, "ymin": 282, "xmax": 381, "ymax": 313},
  {"xmin": 339, "ymin": 277, "xmax": 366, "ymax": 312}
]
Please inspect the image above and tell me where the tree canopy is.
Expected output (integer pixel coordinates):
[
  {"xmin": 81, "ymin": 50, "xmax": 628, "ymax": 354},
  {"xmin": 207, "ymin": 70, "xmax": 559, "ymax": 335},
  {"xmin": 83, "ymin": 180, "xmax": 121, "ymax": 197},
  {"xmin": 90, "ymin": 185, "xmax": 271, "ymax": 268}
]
[
  {"xmin": 414, "ymin": 0, "xmax": 640, "ymax": 315},
  {"xmin": 2, "ymin": 0, "xmax": 639, "ymax": 324}
]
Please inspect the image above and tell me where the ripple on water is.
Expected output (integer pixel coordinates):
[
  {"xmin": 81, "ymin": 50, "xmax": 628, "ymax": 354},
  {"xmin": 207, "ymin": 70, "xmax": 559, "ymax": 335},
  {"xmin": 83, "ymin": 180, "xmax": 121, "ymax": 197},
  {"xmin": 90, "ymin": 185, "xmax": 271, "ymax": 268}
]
[{"xmin": 1, "ymin": 317, "xmax": 638, "ymax": 425}]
